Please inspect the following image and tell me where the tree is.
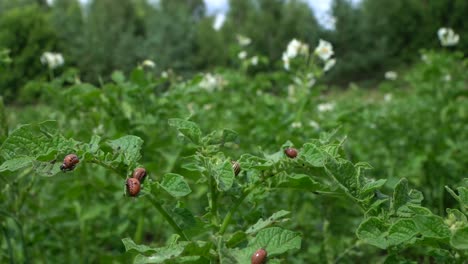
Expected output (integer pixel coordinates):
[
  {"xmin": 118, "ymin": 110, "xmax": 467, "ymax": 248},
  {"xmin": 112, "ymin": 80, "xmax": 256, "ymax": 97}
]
[{"xmin": 0, "ymin": 5, "xmax": 58, "ymax": 101}]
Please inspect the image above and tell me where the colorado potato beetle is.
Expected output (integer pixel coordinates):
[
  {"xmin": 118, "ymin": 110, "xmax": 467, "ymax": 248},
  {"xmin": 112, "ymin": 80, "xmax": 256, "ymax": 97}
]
[
  {"xmin": 251, "ymin": 248, "xmax": 267, "ymax": 264},
  {"xmin": 231, "ymin": 161, "xmax": 241, "ymax": 176},
  {"xmin": 284, "ymin": 147, "xmax": 298, "ymax": 158},
  {"xmin": 132, "ymin": 167, "xmax": 147, "ymax": 182},
  {"xmin": 126, "ymin": 178, "xmax": 141, "ymax": 197},
  {"xmin": 60, "ymin": 154, "xmax": 79, "ymax": 171}
]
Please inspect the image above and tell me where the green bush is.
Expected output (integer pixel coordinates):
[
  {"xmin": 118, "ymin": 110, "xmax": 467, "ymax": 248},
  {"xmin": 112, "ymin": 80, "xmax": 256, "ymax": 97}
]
[{"xmin": 0, "ymin": 5, "xmax": 58, "ymax": 102}]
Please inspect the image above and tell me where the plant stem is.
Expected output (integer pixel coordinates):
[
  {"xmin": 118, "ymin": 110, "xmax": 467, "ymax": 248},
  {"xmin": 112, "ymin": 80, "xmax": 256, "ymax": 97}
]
[
  {"xmin": 89, "ymin": 159, "xmax": 121, "ymax": 175},
  {"xmin": 146, "ymin": 194, "xmax": 189, "ymax": 241},
  {"xmin": 334, "ymin": 240, "xmax": 360, "ymax": 263},
  {"xmin": 210, "ymin": 172, "xmax": 219, "ymax": 225},
  {"xmin": 294, "ymin": 82, "xmax": 309, "ymax": 122},
  {"xmin": 219, "ymin": 184, "xmax": 257, "ymax": 235}
]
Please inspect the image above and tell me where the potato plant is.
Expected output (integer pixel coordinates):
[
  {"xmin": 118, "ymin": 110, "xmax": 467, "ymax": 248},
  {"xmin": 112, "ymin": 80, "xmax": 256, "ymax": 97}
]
[
  {"xmin": 1, "ymin": 46, "xmax": 468, "ymax": 262},
  {"xmin": 1, "ymin": 115, "xmax": 467, "ymax": 263}
]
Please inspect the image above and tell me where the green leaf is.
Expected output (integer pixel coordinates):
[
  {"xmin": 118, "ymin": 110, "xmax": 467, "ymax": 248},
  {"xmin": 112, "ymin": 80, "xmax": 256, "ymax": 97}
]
[
  {"xmin": 203, "ymin": 129, "xmax": 239, "ymax": 146},
  {"xmin": 0, "ymin": 120, "xmax": 81, "ymax": 176},
  {"xmin": 360, "ymin": 179, "xmax": 387, "ymax": 196},
  {"xmin": 450, "ymin": 226, "xmax": 468, "ymax": 250},
  {"xmin": 246, "ymin": 210, "xmax": 291, "ymax": 234},
  {"xmin": 0, "ymin": 120, "xmax": 58, "ymax": 160},
  {"xmin": 387, "ymin": 219, "xmax": 418, "ymax": 246},
  {"xmin": 356, "ymin": 217, "xmax": 388, "ymax": 249},
  {"xmin": 252, "ymin": 227, "xmax": 302, "ymax": 255},
  {"xmin": 171, "ymin": 203, "xmax": 205, "ymax": 237},
  {"xmin": 122, "ymin": 238, "xmax": 157, "ymax": 253},
  {"xmin": 231, "ymin": 227, "xmax": 301, "ymax": 263},
  {"xmin": 107, "ymin": 135, "xmax": 143, "ymax": 167},
  {"xmin": 324, "ymin": 158, "xmax": 362, "ymax": 197},
  {"xmin": 132, "ymin": 241, "xmax": 211, "ymax": 264},
  {"xmin": 133, "ymin": 244, "xmax": 186, "ymax": 264},
  {"xmin": 392, "ymin": 178, "xmax": 424, "ymax": 216},
  {"xmin": 238, "ymin": 154, "xmax": 271, "ymax": 170},
  {"xmin": 160, "ymin": 173, "xmax": 192, "ymax": 197},
  {"xmin": 413, "ymin": 215, "xmax": 451, "ymax": 239},
  {"xmin": 111, "ymin": 70, "xmax": 126, "ymax": 84},
  {"xmin": 226, "ymin": 231, "xmax": 247, "ymax": 248},
  {"xmin": 0, "ymin": 96, "xmax": 7, "ymax": 142},
  {"xmin": 213, "ymin": 160, "xmax": 235, "ymax": 191},
  {"xmin": 273, "ymin": 174, "xmax": 328, "ymax": 192},
  {"xmin": 301, "ymin": 143, "xmax": 327, "ymax": 167},
  {"xmin": 457, "ymin": 187, "xmax": 468, "ymax": 209},
  {"xmin": 168, "ymin": 118, "xmax": 201, "ymax": 144},
  {"xmin": 392, "ymin": 178, "xmax": 410, "ymax": 213},
  {"xmin": 0, "ymin": 157, "xmax": 34, "ymax": 172}
]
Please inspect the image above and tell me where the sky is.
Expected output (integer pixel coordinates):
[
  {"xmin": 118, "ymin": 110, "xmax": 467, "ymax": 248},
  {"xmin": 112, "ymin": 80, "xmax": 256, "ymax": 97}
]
[
  {"xmin": 205, "ymin": 0, "xmax": 334, "ymax": 27},
  {"xmin": 75, "ymin": 0, "xmax": 342, "ymax": 28}
]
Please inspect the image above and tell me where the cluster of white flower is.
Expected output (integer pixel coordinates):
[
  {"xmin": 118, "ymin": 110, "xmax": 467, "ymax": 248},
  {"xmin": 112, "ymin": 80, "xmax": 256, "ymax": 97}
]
[
  {"xmin": 236, "ymin": 34, "xmax": 251, "ymax": 46},
  {"xmin": 40, "ymin": 52, "xmax": 64, "ymax": 69},
  {"xmin": 198, "ymin": 73, "xmax": 226, "ymax": 92},
  {"xmin": 384, "ymin": 71, "xmax": 398, "ymax": 81},
  {"xmin": 238, "ymin": 51, "xmax": 248, "ymax": 60},
  {"xmin": 282, "ymin": 39, "xmax": 309, "ymax": 70},
  {"xmin": 437, "ymin": 28, "xmax": 459, "ymax": 47},
  {"xmin": 282, "ymin": 38, "xmax": 336, "ymax": 72},
  {"xmin": 317, "ymin": 102, "xmax": 335, "ymax": 112},
  {"xmin": 291, "ymin": 121, "xmax": 302, "ymax": 129},
  {"xmin": 238, "ymin": 52, "xmax": 259, "ymax": 67}
]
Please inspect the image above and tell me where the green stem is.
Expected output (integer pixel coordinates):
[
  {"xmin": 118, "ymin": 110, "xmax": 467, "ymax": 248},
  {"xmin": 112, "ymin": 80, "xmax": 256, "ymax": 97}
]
[
  {"xmin": 146, "ymin": 195, "xmax": 189, "ymax": 241},
  {"xmin": 210, "ymin": 173, "xmax": 219, "ymax": 225},
  {"xmin": 89, "ymin": 159, "xmax": 121, "ymax": 175},
  {"xmin": 334, "ymin": 240, "xmax": 360, "ymax": 263},
  {"xmin": 219, "ymin": 184, "xmax": 257, "ymax": 235},
  {"xmin": 2, "ymin": 225, "xmax": 15, "ymax": 264},
  {"xmin": 202, "ymin": 156, "xmax": 219, "ymax": 226},
  {"xmin": 294, "ymin": 83, "xmax": 309, "ymax": 122},
  {"xmin": 48, "ymin": 68, "xmax": 54, "ymax": 81},
  {"xmin": 134, "ymin": 215, "xmax": 144, "ymax": 244}
]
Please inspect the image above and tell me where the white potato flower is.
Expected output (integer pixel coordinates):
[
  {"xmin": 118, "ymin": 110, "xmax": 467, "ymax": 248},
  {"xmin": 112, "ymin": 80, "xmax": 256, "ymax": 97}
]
[
  {"xmin": 383, "ymin": 93, "xmax": 393, "ymax": 102},
  {"xmin": 384, "ymin": 71, "xmax": 398, "ymax": 80},
  {"xmin": 308, "ymin": 120, "xmax": 320, "ymax": 129},
  {"xmin": 285, "ymin": 39, "xmax": 309, "ymax": 59},
  {"xmin": 324, "ymin": 58, "xmax": 336, "ymax": 71},
  {"xmin": 282, "ymin": 38, "xmax": 309, "ymax": 70},
  {"xmin": 282, "ymin": 53, "xmax": 290, "ymax": 70},
  {"xmin": 437, "ymin": 28, "xmax": 459, "ymax": 47},
  {"xmin": 291, "ymin": 122, "xmax": 302, "ymax": 129},
  {"xmin": 250, "ymin": 56, "xmax": 258, "ymax": 66},
  {"xmin": 238, "ymin": 51, "xmax": 247, "ymax": 60},
  {"xmin": 314, "ymin": 39, "xmax": 334, "ymax": 61},
  {"xmin": 142, "ymin": 59, "xmax": 155, "ymax": 68},
  {"xmin": 236, "ymin": 34, "xmax": 251, "ymax": 46},
  {"xmin": 199, "ymin": 73, "xmax": 226, "ymax": 92},
  {"xmin": 306, "ymin": 73, "xmax": 316, "ymax": 88},
  {"xmin": 317, "ymin": 102, "xmax": 335, "ymax": 112},
  {"xmin": 443, "ymin": 74, "xmax": 451, "ymax": 82},
  {"xmin": 286, "ymin": 39, "xmax": 302, "ymax": 58},
  {"xmin": 40, "ymin": 52, "xmax": 64, "ymax": 69},
  {"xmin": 213, "ymin": 13, "xmax": 225, "ymax": 31}
]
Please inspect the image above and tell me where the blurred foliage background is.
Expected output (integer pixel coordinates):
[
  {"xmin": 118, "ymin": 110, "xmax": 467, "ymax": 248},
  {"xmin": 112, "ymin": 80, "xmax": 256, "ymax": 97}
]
[
  {"xmin": 2, "ymin": 1, "xmax": 468, "ymax": 263},
  {"xmin": 1, "ymin": 0, "xmax": 467, "ymax": 102}
]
